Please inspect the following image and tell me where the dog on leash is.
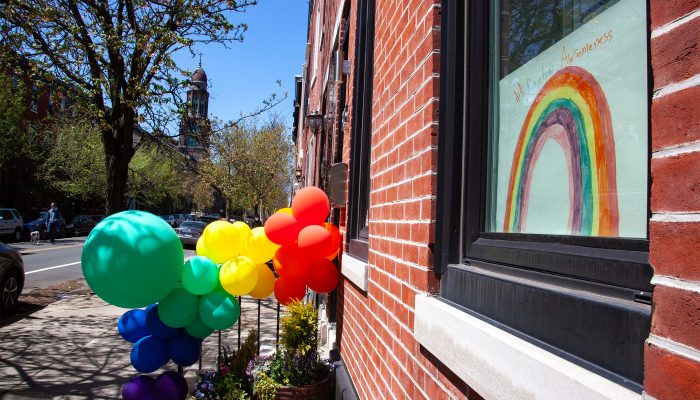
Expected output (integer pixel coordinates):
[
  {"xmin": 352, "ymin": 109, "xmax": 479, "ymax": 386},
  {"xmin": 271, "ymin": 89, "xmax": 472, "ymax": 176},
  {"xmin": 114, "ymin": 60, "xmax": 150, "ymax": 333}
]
[{"xmin": 30, "ymin": 231, "xmax": 40, "ymax": 245}]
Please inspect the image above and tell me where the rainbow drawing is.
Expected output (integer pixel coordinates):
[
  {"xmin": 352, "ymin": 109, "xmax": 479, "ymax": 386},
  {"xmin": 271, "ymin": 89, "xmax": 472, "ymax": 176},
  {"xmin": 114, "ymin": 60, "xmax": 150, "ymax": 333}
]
[{"xmin": 503, "ymin": 66, "xmax": 619, "ymax": 236}]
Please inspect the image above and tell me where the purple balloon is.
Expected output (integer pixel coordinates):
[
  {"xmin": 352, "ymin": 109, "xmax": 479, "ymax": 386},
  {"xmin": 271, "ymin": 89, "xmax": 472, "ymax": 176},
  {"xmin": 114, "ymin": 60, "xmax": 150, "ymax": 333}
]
[
  {"xmin": 122, "ymin": 375, "xmax": 156, "ymax": 400},
  {"xmin": 154, "ymin": 371, "xmax": 189, "ymax": 400}
]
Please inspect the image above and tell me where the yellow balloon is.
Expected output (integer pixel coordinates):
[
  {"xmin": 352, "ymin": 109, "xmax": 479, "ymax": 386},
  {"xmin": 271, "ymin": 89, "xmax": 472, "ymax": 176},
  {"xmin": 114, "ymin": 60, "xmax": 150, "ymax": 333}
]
[
  {"xmin": 232, "ymin": 221, "xmax": 252, "ymax": 242},
  {"xmin": 248, "ymin": 264, "xmax": 276, "ymax": 299},
  {"xmin": 277, "ymin": 207, "xmax": 293, "ymax": 215},
  {"xmin": 244, "ymin": 227, "xmax": 280, "ymax": 264},
  {"xmin": 219, "ymin": 255, "xmax": 258, "ymax": 296},
  {"xmin": 202, "ymin": 221, "xmax": 241, "ymax": 264},
  {"xmin": 196, "ymin": 237, "xmax": 208, "ymax": 257}
]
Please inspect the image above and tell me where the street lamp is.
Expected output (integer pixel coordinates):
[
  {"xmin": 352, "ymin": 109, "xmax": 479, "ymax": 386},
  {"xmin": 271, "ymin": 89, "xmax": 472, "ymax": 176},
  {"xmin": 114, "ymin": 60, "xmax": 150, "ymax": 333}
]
[{"xmin": 306, "ymin": 111, "xmax": 323, "ymax": 133}]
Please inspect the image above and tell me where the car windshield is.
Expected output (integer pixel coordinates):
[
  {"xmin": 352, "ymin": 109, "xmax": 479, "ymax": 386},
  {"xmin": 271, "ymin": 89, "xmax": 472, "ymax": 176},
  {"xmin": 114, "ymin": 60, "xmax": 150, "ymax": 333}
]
[{"xmin": 180, "ymin": 221, "xmax": 206, "ymax": 229}]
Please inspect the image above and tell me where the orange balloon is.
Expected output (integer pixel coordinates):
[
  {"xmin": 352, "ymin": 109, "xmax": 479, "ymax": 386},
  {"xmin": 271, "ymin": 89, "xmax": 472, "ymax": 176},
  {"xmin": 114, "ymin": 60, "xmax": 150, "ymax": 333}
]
[
  {"xmin": 297, "ymin": 225, "xmax": 336, "ymax": 258},
  {"xmin": 307, "ymin": 258, "xmax": 339, "ymax": 293},
  {"xmin": 274, "ymin": 275, "xmax": 307, "ymax": 305},
  {"xmin": 264, "ymin": 212, "xmax": 300, "ymax": 246},
  {"xmin": 274, "ymin": 244, "xmax": 310, "ymax": 281},
  {"xmin": 324, "ymin": 223, "xmax": 341, "ymax": 254},
  {"xmin": 291, "ymin": 186, "xmax": 330, "ymax": 227}
]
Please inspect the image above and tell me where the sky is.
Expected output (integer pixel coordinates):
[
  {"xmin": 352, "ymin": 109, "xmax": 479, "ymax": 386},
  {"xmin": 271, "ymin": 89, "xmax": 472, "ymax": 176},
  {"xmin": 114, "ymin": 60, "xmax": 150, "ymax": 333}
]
[{"xmin": 173, "ymin": 1, "xmax": 310, "ymax": 131}]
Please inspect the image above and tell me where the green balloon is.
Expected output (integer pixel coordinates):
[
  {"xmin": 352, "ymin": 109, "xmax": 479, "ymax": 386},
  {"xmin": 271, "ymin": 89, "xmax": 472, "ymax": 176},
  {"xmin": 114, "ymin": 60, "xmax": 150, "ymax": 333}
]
[
  {"xmin": 185, "ymin": 314, "xmax": 214, "ymax": 339},
  {"xmin": 158, "ymin": 287, "xmax": 199, "ymax": 328},
  {"xmin": 182, "ymin": 256, "xmax": 219, "ymax": 295},
  {"xmin": 199, "ymin": 287, "xmax": 240, "ymax": 331},
  {"xmin": 81, "ymin": 211, "xmax": 183, "ymax": 308}
]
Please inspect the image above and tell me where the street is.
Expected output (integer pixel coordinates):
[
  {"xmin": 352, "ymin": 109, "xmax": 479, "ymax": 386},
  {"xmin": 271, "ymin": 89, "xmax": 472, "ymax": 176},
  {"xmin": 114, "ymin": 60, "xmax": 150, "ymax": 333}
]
[{"xmin": 10, "ymin": 237, "xmax": 196, "ymax": 293}]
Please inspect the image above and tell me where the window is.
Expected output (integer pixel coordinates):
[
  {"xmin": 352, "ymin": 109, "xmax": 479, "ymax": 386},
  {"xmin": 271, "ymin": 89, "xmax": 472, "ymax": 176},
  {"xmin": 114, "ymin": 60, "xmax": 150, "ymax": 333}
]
[
  {"xmin": 186, "ymin": 136, "xmax": 198, "ymax": 148},
  {"xmin": 347, "ymin": 0, "xmax": 375, "ymax": 261},
  {"xmin": 436, "ymin": 0, "xmax": 651, "ymax": 390}
]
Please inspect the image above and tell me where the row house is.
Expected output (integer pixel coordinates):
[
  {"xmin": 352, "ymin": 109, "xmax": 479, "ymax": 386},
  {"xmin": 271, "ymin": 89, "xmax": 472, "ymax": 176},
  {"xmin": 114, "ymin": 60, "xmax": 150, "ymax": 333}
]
[{"xmin": 294, "ymin": 1, "xmax": 700, "ymax": 399}]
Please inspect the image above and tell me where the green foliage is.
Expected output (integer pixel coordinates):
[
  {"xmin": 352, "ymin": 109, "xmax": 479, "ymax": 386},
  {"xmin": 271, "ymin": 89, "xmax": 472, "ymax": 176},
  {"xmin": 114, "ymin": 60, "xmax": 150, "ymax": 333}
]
[
  {"xmin": 229, "ymin": 329, "xmax": 258, "ymax": 379},
  {"xmin": 200, "ymin": 115, "xmax": 294, "ymax": 216},
  {"xmin": 253, "ymin": 373, "xmax": 279, "ymax": 400},
  {"xmin": 41, "ymin": 115, "xmax": 107, "ymax": 201},
  {"xmin": 280, "ymin": 300, "xmax": 319, "ymax": 355},
  {"xmin": 0, "ymin": 70, "xmax": 28, "ymax": 167},
  {"xmin": 128, "ymin": 141, "xmax": 184, "ymax": 209}
]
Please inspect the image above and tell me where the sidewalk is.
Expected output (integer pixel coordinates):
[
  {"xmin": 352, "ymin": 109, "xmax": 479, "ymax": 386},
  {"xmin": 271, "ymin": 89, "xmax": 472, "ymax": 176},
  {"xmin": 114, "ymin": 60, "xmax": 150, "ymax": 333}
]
[{"xmin": 0, "ymin": 292, "xmax": 281, "ymax": 399}]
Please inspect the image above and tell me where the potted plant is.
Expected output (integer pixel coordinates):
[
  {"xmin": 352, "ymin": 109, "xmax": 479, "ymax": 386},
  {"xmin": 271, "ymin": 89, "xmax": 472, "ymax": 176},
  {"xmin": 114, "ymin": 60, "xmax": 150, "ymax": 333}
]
[
  {"xmin": 193, "ymin": 329, "xmax": 258, "ymax": 400},
  {"xmin": 248, "ymin": 301, "xmax": 333, "ymax": 400}
]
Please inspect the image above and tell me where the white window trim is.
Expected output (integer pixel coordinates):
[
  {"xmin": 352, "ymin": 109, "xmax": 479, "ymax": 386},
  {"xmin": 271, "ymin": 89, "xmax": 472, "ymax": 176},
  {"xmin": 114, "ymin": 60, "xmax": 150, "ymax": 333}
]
[{"xmin": 414, "ymin": 294, "xmax": 640, "ymax": 400}]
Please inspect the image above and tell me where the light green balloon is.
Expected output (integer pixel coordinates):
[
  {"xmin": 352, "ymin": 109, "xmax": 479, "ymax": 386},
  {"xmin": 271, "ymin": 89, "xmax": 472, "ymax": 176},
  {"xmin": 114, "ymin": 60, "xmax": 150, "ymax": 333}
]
[
  {"xmin": 158, "ymin": 287, "xmax": 199, "ymax": 328},
  {"xmin": 185, "ymin": 314, "xmax": 214, "ymax": 339},
  {"xmin": 81, "ymin": 211, "xmax": 183, "ymax": 308},
  {"xmin": 198, "ymin": 287, "xmax": 240, "ymax": 331},
  {"xmin": 182, "ymin": 256, "xmax": 219, "ymax": 295}
]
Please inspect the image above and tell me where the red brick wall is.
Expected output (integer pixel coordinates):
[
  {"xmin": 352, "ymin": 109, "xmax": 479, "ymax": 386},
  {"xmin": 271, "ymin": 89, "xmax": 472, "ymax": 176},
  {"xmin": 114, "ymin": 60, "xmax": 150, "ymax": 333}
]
[
  {"xmin": 647, "ymin": 2, "xmax": 700, "ymax": 399},
  {"xmin": 300, "ymin": 0, "xmax": 700, "ymax": 399}
]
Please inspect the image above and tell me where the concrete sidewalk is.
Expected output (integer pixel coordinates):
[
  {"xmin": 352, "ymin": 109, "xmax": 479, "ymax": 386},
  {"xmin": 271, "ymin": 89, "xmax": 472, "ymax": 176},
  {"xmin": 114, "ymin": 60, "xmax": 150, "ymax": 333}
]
[{"xmin": 0, "ymin": 293, "xmax": 281, "ymax": 399}]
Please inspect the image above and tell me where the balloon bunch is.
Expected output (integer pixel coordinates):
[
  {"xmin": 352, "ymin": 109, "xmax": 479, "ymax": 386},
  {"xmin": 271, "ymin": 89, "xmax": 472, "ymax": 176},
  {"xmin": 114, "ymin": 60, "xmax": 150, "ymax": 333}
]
[
  {"xmin": 122, "ymin": 371, "xmax": 188, "ymax": 400},
  {"xmin": 118, "ymin": 305, "xmax": 202, "ymax": 373},
  {"xmin": 265, "ymin": 187, "xmax": 341, "ymax": 305},
  {"xmin": 81, "ymin": 187, "xmax": 343, "ymax": 398}
]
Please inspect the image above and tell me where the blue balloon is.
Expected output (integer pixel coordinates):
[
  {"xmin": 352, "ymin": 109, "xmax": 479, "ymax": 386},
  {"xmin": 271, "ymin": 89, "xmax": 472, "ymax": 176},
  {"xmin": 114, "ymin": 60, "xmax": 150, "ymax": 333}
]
[
  {"xmin": 167, "ymin": 330, "xmax": 201, "ymax": 366},
  {"xmin": 146, "ymin": 305, "xmax": 178, "ymax": 339},
  {"xmin": 118, "ymin": 309, "xmax": 150, "ymax": 343},
  {"xmin": 154, "ymin": 371, "xmax": 188, "ymax": 400},
  {"xmin": 122, "ymin": 375, "xmax": 156, "ymax": 400},
  {"xmin": 131, "ymin": 336, "xmax": 169, "ymax": 373}
]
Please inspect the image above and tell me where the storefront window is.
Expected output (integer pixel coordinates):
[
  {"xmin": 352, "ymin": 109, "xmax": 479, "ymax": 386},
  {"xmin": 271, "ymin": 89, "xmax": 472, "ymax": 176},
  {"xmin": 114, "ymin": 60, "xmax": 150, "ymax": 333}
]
[{"xmin": 487, "ymin": 0, "xmax": 648, "ymax": 238}]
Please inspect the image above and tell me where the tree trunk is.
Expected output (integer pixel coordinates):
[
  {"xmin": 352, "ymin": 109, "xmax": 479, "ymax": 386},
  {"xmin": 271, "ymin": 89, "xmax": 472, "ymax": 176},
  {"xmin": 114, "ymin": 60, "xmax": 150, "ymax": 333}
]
[{"xmin": 102, "ymin": 107, "xmax": 136, "ymax": 215}]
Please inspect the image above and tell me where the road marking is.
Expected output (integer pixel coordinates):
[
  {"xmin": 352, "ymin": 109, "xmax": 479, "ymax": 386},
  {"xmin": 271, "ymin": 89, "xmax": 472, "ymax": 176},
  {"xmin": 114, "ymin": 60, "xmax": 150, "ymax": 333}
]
[
  {"xmin": 19, "ymin": 243, "xmax": 83, "ymax": 254},
  {"xmin": 25, "ymin": 261, "xmax": 81, "ymax": 275}
]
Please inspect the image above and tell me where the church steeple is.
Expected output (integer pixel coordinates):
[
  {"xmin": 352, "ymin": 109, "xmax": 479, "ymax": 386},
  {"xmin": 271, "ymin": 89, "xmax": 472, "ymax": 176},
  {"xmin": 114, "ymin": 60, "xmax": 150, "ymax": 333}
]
[{"xmin": 178, "ymin": 56, "xmax": 211, "ymax": 161}]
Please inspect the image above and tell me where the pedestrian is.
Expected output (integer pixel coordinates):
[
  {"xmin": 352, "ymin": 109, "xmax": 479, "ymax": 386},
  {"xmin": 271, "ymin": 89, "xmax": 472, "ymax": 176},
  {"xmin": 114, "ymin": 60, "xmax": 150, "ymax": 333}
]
[{"xmin": 45, "ymin": 202, "xmax": 62, "ymax": 244}]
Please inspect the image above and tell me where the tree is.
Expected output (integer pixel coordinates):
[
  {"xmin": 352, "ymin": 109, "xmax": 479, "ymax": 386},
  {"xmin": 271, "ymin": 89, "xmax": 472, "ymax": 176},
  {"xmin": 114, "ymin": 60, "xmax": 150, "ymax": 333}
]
[
  {"xmin": 199, "ymin": 115, "xmax": 293, "ymax": 218},
  {"xmin": 41, "ymin": 115, "xmax": 107, "ymax": 202},
  {"xmin": 0, "ymin": 70, "xmax": 27, "ymax": 168},
  {"xmin": 1, "ymin": 0, "xmax": 256, "ymax": 214}
]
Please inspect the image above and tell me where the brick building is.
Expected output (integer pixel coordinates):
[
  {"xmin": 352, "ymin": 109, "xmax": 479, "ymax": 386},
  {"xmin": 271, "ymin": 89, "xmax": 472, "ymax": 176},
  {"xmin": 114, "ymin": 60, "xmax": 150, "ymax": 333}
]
[{"xmin": 295, "ymin": 1, "xmax": 700, "ymax": 399}]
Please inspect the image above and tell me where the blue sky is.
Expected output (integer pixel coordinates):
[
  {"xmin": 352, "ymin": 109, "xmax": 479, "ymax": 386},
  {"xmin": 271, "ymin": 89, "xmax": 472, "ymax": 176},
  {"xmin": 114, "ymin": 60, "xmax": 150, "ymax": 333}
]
[{"xmin": 174, "ymin": 1, "xmax": 309, "ymax": 130}]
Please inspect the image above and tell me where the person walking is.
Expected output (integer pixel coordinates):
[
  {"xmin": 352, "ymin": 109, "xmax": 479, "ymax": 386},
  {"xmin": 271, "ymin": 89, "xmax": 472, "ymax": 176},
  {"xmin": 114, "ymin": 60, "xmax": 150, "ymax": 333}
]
[{"xmin": 45, "ymin": 203, "xmax": 62, "ymax": 244}]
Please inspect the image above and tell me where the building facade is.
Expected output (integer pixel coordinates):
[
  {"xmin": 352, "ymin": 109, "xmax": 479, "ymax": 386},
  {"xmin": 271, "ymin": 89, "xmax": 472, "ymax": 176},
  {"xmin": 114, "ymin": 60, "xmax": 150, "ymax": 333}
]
[{"xmin": 295, "ymin": 0, "xmax": 700, "ymax": 399}]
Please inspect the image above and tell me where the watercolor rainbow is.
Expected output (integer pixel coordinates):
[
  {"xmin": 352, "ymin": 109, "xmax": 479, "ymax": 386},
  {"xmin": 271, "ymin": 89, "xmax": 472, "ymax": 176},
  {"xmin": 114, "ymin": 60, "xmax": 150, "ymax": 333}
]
[{"xmin": 503, "ymin": 66, "xmax": 619, "ymax": 236}]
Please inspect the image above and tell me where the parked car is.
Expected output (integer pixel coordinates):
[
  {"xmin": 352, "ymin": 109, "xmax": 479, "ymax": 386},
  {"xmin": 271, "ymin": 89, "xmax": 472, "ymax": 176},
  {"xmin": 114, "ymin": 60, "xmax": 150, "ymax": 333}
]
[
  {"xmin": 67, "ymin": 214, "xmax": 100, "ymax": 237},
  {"xmin": 0, "ymin": 241, "xmax": 24, "ymax": 314},
  {"xmin": 197, "ymin": 215, "xmax": 220, "ymax": 224},
  {"xmin": 22, "ymin": 211, "xmax": 66, "ymax": 240},
  {"xmin": 176, "ymin": 221, "xmax": 208, "ymax": 247},
  {"xmin": 0, "ymin": 208, "xmax": 23, "ymax": 243},
  {"xmin": 160, "ymin": 215, "xmax": 176, "ymax": 228}
]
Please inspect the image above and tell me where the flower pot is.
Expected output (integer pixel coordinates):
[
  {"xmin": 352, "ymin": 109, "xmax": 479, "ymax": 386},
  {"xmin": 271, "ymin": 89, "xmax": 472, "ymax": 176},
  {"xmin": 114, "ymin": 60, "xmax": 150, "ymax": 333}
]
[{"xmin": 275, "ymin": 372, "xmax": 333, "ymax": 400}]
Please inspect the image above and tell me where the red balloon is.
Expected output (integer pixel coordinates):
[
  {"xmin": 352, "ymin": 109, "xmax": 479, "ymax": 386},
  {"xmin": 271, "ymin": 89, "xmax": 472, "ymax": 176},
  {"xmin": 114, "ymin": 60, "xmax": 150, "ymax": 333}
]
[
  {"xmin": 274, "ymin": 276, "xmax": 307, "ymax": 305},
  {"xmin": 264, "ymin": 212, "xmax": 300, "ymax": 246},
  {"xmin": 297, "ymin": 225, "xmax": 336, "ymax": 258},
  {"xmin": 274, "ymin": 245, "xmax": 310, "ymax": 281},
  {"xmin": 292, "ymin": 187, "xmax": 330, "ymax": 227},
  {"xmin": 307, "ymin": 258, "xmax": 339, "ymax": 294}
]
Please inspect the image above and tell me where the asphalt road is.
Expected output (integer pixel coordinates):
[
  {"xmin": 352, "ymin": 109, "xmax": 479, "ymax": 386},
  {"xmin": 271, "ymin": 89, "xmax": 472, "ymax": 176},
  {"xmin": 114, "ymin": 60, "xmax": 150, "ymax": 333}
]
[{"xmin": 10, "ymin": 237, "xmax": 196, "ymax": 293}]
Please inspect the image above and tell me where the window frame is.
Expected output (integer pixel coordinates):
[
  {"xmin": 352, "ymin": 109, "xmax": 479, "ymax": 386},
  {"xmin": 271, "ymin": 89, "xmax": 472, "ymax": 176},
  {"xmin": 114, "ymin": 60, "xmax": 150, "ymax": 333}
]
[
  {"xmin": 347, "ymin": 0, "xmax": 375, "ymax": 261},
  {"xmin": 435, "ymin": 0, "xmax": 653, "ymax": 391}
]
